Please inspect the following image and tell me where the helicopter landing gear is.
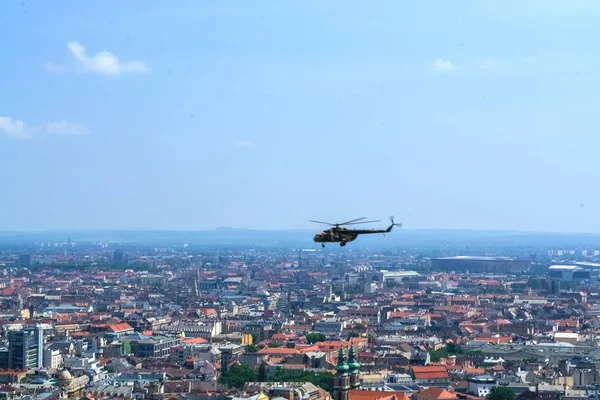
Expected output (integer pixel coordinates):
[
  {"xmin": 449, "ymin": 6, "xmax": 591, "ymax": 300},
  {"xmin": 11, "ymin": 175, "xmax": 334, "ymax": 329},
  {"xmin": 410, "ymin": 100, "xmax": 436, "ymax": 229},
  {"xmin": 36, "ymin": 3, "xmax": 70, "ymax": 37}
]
[{"xmin": 340, "ymin": 242, "xmax": 347, "ymax": 247}]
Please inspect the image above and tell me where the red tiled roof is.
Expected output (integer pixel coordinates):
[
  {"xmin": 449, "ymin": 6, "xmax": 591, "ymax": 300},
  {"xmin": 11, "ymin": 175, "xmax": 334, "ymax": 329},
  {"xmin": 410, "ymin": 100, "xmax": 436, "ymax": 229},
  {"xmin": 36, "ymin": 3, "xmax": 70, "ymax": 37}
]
[
  {"xmin": 411, "ymin": 366, "xmax": 449, "ymax": 380},
  {"xmin": 349, "ymin": 390, "xmax": 410, "ymax": 400},
  {"xmin": 297, "ymin": 345, "xmax": 321, "ymax": 353},
  {"xmin": 463, "ymin": 367, "xmax": 486, "ymax": 375},
  {"xmin": 183, "ymin": 337, "xmax": 208, "ymax": 344},
  {"xmin": 108, "ymin": 323, "xmax": 133, "ymax": 333},
  {"xmin": 476, "ymin": 336, "xmax": 512, "ymax": 344},
  {"xmin": 272, "ymin": 333, "xmax": 298, "ymax": 340},
  {"xmin": 257, "ymin": 348, "xmax": 300, "ymax": 355},
  {"xmin": 416, "ymin": 388, "xmax": 458, "ymax": 400}
]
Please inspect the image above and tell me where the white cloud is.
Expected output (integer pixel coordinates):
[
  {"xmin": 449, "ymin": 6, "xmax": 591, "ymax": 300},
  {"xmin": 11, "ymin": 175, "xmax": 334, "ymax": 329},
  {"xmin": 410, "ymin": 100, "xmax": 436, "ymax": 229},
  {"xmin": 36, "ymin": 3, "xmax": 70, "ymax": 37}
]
[
  {"xmin": 432, "ymin": 58, "xmax": 456, "ymax": 73},
  {"xmin": 0, "ymin": 117, "xmax": 30, "ymax": 139},
  {"xmin": 232, "ymin": 139, "xmax": 256, "ymax": 149},
  {"xmin": 0, "ymin": 116, "xmax": 90, "ymax": 140},
  {"xmin": 67, "ymin": 41, "xmax": 149, "ymax": 75},
  {"xmin": 480, "ymin": 59, "xmax": 496, "ymax": 70},
  {"xmin": 44, "ymin": 62, "xmax": 66, "ymax": 73},
  {"xmin": 40, "ymin": 121, "xmax": 91, "ymax": 137}
]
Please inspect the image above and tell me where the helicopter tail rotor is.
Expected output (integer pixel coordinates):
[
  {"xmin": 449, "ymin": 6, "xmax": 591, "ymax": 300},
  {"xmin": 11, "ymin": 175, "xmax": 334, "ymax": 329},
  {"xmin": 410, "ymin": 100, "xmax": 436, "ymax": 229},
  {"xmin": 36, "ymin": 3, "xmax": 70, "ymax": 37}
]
[{"xmin": 386, "ymin": 216, "xmax": 402, "ymax": 232}]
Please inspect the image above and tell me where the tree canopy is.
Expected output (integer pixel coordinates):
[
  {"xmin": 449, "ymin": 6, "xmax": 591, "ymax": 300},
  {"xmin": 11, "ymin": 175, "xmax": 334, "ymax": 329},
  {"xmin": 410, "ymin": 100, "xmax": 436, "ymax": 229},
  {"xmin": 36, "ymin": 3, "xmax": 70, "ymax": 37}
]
[
  {"xmin": 218, "ymin": 364, "xmax": 257, "ymax": 389},
  {"xmin": 346, "ymin": 332, "xmax": 359, "ymax": 340},
  {"xmin": 306, "ymin": 332, "xmax": 327, "ymax": 344},
  {"xmin": 429, "ymin": 343, "xmax": 464, "ymax": 362},
  {"xmin": 258, "ymin": 363, "xmax": 268, "ymax": 382},
  {"xmin": 245, "ymin": 344, "xmax": 260, "ymax": 353},
  {"xmin": 272, "ymin": 368, "xmax": 334, "ymax": 393},
  {"xmin": 487, "ymin": 386, "xmax": 515, "ymax": 400}
]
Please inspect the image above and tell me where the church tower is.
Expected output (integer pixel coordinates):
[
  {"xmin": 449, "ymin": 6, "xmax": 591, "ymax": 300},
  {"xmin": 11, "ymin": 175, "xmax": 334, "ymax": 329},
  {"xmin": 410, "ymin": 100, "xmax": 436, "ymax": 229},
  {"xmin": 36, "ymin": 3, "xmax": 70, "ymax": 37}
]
[
  {"xmin": 347, "ymin": 345, "xmax": 361, "ymax": 390},
  {"xmin": 334, "ymin": 348, "xmax": 351, "ymax": 400}
]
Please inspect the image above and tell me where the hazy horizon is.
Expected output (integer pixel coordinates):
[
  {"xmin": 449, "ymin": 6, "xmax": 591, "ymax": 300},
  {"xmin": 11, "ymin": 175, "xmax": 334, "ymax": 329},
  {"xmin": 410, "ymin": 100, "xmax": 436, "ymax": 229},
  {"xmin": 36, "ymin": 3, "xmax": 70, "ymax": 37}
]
[
  {"xmin": 2, "ymin": 1, "xmax": 600, "ymax": 232},
  {"xmin": 3, "ymin": 226, "xmax": 600, "ymax": 235}
]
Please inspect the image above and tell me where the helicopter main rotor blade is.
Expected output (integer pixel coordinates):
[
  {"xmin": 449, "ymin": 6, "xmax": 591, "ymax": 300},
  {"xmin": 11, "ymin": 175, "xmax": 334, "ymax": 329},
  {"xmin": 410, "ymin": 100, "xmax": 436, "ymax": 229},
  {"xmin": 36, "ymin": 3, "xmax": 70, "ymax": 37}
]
[
  {"xmin": 309, "ymin": 220, "xmax": 336, "ymax": 226},
  {"xmin": 339, "ymin": 217, "xmax": 368, "ymax": 225},
  {"xmin": 344, "ymin": 219, "xmax": 381, "ymax": 225}
]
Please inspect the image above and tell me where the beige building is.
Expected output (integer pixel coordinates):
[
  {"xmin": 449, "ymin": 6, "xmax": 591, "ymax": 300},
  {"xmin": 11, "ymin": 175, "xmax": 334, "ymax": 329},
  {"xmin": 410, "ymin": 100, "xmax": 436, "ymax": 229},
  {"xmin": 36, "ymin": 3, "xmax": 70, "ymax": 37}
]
[
  {"xmin": 414, "ymin": 388, "xmax": 458, "ymax": 400},
  {"xmin": 553, "ymin": 332, "xmax": 578, "ymax": 345},
  {"xmin": 43, "ymin": 348, "xmax": 62, "ymax": 369}
]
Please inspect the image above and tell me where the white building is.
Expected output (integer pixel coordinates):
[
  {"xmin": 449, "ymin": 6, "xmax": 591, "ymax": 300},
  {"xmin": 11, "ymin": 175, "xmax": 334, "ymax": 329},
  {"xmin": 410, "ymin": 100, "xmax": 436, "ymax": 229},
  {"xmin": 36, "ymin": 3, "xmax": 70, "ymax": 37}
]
[
  {"xmin": 170, "ymin": 344, "xmax": 221, "ymax": 365},
  {"xmin": 363, "ymin": 282, "xmax": 378, "ymax": 294},
  {"xmin": 313, "ymin": 319, "xmax": 346, "ymax": 336},
  {"xmin": 468, "ymin": 375, "xmax": 497, "ymax": 397},
  {"xmin": 63, "ymin": 355, "xmax": 104, "ymax": 381},
  {"xmin": 43, "ymin": 348, "xmax": 63, "ymax": 369}
]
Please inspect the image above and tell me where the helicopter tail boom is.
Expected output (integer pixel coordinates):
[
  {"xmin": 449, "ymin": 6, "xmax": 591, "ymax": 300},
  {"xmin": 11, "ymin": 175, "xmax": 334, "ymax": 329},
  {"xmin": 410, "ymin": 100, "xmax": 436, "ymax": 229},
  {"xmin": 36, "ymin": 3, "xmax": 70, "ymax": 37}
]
[{"xmin": 386, "ymin": 216, "xmax": 402, "ymax": 232}]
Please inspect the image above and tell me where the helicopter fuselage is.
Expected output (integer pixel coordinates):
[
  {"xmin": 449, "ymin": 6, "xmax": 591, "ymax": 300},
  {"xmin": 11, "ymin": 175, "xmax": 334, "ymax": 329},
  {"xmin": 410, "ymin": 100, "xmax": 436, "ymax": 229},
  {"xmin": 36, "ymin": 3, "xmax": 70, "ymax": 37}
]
[
  {"xmin": 311, "ymin": 217, "xmax": 400, "ymax": 247},
  {"xmin": 313, "ymin": 225, "xmax": 393, "ymax": 244},
  {"xmin": 313, "ymin": 227, "xmax": 360, "ymax": 244}
]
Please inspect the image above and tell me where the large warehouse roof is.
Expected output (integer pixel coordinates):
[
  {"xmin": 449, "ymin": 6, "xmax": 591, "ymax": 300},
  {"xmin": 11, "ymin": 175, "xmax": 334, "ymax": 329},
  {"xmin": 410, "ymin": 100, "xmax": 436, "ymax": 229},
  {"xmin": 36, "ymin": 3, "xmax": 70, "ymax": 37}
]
[
  {"xmin": 434, "ymin": 256, "xmax": 519, "ymax": 261},
  {"xmin": 548, "ymin": 265, "xmax": 582, "ymax": 271}
]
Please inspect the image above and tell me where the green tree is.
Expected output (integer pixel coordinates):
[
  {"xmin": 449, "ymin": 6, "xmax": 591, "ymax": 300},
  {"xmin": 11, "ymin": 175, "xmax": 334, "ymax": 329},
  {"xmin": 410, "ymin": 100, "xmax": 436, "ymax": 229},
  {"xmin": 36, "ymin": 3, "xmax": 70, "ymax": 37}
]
[
  {"xmin": 245, "ymin": 344, "xmax": 260, "ymax": 353},
  {"xmin": 344, "ymin": 287, "xmax": 357, "ymax": 295},
  {"xmin": 429, "ymin": 348, "xmax": 448, "ymax": 362},
  {"xmin": 346, "ymin": 332, "xmax": 359, "ymax": 340},
  {"xmin": 306, "ymin": 332, "xmax": 327, "ymax": 344},
  {"xmin": 268, "ymin": 341, "xmax": 282, "ymax": 348},
  {"xmin": 487, "ymin": 386, "xmax": 515, "ymax": 400},
  {"xmin": 429, "ymin": 343, "xmax": 463, "ymax": 362},
  {"xmin": 258, "ymin": 362, "xmax": 268, "ymax": 382},
  {"xmin": 446, "ymin": 343, "xmax": 464, "ymax": 354},
  {"xmin": 467, "ymin": 350, "xmax": 484, "ymax": 356},
  {"xmin": 582, "ymin": 323, "xmax": 591, "ymax": 330},
  {"xmin": 218, "ymin": 364, "xmax": 257, "ymax": 389},
  {"xmin": 271, "ymin": 368, "xmax": 334, "ymax": 393}
]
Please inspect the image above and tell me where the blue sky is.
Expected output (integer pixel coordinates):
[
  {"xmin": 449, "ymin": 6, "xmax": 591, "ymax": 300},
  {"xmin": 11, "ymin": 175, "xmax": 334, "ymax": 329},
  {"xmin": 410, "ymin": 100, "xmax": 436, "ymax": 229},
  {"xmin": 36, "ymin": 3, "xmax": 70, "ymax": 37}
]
[{"xmin": 2, "ymin": 1, "xmax": 600, "ymax": 232}]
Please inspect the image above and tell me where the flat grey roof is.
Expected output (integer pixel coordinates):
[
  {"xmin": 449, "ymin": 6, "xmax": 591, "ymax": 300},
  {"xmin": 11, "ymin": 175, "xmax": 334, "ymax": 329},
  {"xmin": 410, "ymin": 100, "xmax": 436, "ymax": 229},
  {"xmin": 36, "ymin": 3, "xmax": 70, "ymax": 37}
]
[{"xmin": 434, "ymin": 256, "xmax": 523, "ymax": 261}]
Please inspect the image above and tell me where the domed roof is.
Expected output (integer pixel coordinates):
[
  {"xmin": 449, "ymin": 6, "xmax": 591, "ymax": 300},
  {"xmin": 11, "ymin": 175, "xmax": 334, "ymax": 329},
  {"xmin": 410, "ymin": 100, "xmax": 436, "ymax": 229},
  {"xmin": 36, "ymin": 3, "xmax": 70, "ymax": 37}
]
[
  {"xmin": 335, "ymin": 348, "xmax": 349, "ymax": 374},
  {"xmin": 59, "ymin": 370, "xmax": 72, "ymax": 381},
  {"xmin": 347, "ymin": 345, "xmax": 360, "ymax": 373}
]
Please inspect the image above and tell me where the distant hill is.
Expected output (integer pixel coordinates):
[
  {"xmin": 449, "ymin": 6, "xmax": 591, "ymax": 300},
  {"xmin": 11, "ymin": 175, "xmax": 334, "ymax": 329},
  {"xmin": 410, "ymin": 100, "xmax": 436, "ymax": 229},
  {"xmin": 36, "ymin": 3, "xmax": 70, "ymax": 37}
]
[{"xmin": 2, "ymin": 228, "xmax": 600, "ymax": 250}]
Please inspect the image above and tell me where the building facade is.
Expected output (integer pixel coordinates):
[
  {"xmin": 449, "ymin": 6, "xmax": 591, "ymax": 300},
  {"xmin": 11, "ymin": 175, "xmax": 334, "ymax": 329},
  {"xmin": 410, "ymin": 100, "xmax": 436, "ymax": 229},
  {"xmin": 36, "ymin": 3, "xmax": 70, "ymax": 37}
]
[
  {"xmin": 467, "ymin": 375, "xmax": 497, "ymax": 397},
  {"xmin": 432, "ymin": 256, "xmax": 530, "ymax": 274},
  {"xmin": 8, "ymin": 326, "xmax": 43, "ymax": 370}
]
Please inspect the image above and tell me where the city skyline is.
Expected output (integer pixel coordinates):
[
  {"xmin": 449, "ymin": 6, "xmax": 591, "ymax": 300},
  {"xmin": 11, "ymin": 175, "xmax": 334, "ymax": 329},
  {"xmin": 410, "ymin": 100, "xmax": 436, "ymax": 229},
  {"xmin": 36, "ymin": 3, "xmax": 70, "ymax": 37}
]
[{"xmin": 2, "ymin": 1, "xmax": 600, "ymax": 232}]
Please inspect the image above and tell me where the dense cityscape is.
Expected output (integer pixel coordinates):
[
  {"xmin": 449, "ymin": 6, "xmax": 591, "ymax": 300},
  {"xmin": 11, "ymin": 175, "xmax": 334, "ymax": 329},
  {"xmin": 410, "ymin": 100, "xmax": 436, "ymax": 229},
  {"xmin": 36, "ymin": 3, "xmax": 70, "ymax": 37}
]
[
  {"xmin": 0, "ymin": 232, "xmax": 600, "ymax": 400},
  {"xmin": 3, "ymin": 2, "xmax": 599, "ymax": 400}
]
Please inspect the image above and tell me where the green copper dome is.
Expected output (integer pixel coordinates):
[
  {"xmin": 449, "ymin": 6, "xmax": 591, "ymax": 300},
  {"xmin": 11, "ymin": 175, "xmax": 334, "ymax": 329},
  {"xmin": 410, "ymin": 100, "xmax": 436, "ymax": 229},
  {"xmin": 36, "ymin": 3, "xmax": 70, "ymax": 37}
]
[
  {"xmin": 335, "ymin": 348, "xmax": 349, "ymax": 374},
  {"xmin": 347, "ymin": 345, "xmax": 360, "ymax": 373}
]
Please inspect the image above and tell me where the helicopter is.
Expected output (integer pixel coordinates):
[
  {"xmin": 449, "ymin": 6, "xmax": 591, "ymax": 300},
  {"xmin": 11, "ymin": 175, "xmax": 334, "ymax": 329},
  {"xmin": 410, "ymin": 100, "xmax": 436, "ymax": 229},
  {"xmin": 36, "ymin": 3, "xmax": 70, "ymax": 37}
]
[{"xmin": 311, "ymin": 216, "xmax": 401, "ymax": 247}]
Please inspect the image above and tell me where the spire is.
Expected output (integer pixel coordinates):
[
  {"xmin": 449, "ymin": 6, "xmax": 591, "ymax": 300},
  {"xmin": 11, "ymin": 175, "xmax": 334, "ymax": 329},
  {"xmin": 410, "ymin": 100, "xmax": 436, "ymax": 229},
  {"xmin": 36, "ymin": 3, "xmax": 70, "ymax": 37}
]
[
  {"xmin": 347, "ymin": 345, "xmax": 360, "ymax": 374},
  {"xmin": 335, "ymin": 347, "xmax": 349, "ymax": 375}
]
